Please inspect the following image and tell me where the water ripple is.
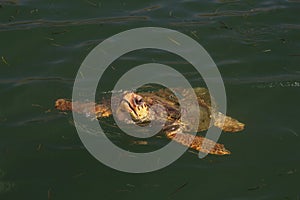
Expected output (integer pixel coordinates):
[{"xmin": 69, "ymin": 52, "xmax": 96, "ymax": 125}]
[
  {"xmin": 198, "ymin": 5, "xmax": 287, "ymax": 18},
  {"xmin": 0, "ymin": 76, "xmax": 73, "ymax": 87},
  {"xmin": 130, "ymin": 5, "xmax": 162, "ymax": 14},
  {"xmin": 0, "ymin": 16, "xmax": 148, "ymax": 32}
]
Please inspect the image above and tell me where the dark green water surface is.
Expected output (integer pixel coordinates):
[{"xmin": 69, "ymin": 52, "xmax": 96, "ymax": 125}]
[{"xmin": 0, "ymin": 0, "xmax": 300, "ymax": 199}]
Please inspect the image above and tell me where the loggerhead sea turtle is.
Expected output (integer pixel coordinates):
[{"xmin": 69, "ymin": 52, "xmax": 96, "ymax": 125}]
[{"xmin": 55, "ymin": 87, "xmax": 245, "ymax": 155}]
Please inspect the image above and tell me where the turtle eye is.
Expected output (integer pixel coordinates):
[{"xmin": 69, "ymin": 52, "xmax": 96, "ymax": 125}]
[{"xmin": 134, "ymin": 97, "xmax": 143, "ymax": 105}]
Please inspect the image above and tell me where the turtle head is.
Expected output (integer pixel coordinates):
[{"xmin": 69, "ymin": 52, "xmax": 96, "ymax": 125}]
[{"xmin": 116, "ymin": 92, "xmax": 150, "ymax": 123}]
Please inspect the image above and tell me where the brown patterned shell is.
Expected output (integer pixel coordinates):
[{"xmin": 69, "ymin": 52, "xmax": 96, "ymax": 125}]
[{"xmin": 139, "ymin": 87, "xmax": 213, "ymax": 132}]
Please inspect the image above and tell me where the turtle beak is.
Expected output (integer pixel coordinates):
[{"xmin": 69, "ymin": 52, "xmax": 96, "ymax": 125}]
[
  {"xmin": 120, "ymin": 101, "xmax": 138, "ymax": 119},
  {"xmin": 117, "ymin": 92, "xmax": 149, "ymax": 122}
]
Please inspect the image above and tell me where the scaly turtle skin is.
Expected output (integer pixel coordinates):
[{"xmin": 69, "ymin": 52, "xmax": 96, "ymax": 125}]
[{"xmin": 55, "ymin": 87, "xmax": 245, "ymax": 155}]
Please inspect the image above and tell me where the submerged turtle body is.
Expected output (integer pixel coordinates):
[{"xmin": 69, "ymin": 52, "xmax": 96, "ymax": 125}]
[
  {"xmin": 55, "ymin": 87, "xmax": 245, "ymax": 155},
  {"xmin": 116, "ymin": 87, "xmax": 244, "ymax": 133}
]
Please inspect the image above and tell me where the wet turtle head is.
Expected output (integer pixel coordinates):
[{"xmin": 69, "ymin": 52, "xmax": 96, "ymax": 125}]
[{"xmin": 117, "ymin": 92, "xmax": 150, "ymax": 123}]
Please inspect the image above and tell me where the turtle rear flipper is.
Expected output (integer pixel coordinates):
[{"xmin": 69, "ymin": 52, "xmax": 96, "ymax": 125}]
[
  {"xmin": 213, "ymin": 112, "xmax": 245, "ymax": 132},
  {"xmin": 166, "ymin": 131, "xmax": 231, "ymax": 155}
]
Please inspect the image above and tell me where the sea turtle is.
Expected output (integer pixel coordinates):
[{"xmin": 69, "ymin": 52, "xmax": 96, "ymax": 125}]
[{"xmin": 55, "ymin": 87, "xmax": 245, "ymax": 155}]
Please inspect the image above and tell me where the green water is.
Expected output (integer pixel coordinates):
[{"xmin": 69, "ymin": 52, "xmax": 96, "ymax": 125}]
[{"xmin": 1, "ymin": 0, "xmax": 300, "ymax": 199}]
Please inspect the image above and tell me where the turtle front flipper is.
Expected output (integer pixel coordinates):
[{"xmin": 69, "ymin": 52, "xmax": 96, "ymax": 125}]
[
  {"xmin": 212, "ymin": 111, "xmax": 245, "ymax": 132},
  {"xmin": 55, "ymin": 99, "xmax": 112, "ymax": 118},
  {"xmin": 165, "ymin": 129, "xmax": 231, "ymax": 155}
]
